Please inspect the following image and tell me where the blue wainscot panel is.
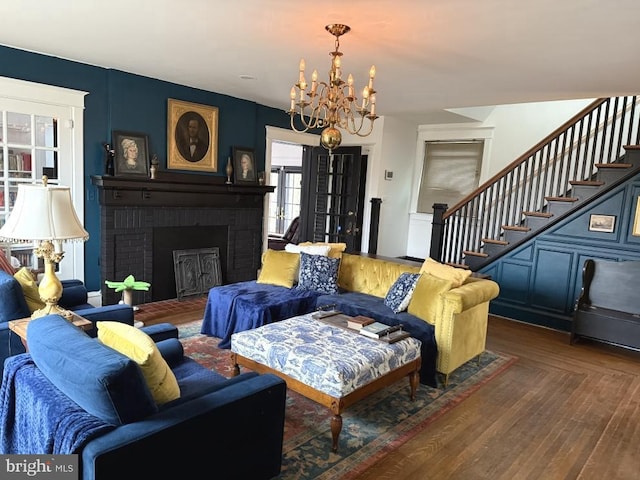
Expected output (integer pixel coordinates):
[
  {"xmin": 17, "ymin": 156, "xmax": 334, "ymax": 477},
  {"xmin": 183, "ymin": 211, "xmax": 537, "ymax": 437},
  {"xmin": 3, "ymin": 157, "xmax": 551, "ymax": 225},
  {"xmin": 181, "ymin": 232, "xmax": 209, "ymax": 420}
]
[
  {"xmin": 532, "ymin": 249, "xmax": 573, "ymax": 313},
  {"xmin": 498, "ymin": 261, "xmax": 532, "ymax": 304}
]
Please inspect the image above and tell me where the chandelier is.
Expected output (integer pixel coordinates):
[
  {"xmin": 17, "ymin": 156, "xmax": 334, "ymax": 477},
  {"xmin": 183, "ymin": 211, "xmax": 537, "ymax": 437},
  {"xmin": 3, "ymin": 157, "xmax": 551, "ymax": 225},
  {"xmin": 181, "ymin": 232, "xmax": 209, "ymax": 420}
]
[{"xmin": 288, "ymin": 24, "xmax": 378, "ymax": 152}]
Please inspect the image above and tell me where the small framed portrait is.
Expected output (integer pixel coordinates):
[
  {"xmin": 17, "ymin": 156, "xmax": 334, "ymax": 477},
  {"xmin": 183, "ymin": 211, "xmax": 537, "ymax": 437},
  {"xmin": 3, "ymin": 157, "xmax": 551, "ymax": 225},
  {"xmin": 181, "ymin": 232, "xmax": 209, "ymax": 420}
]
[
  {"xmin": 588, "ymin": 214, "xmax": 616, "ymax": 233},
  {"xmin": 233, "ymin": 147, "xmax": 257, "ymax": 184},
  {"xmin": 112, "ymin": 131, "xmax": 150, "ymax": 176},
  {"xmin": 167, "ymin": 99, "xmax": 218, "ymax": 172}
]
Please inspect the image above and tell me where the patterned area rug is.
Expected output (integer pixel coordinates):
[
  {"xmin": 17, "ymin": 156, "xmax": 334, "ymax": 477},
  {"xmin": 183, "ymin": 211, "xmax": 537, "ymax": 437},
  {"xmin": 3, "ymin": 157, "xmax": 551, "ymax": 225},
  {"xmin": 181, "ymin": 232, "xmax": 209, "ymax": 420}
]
[{"xmin": 178, "ymin": 320, "xmax": 516, "ymax": 480}]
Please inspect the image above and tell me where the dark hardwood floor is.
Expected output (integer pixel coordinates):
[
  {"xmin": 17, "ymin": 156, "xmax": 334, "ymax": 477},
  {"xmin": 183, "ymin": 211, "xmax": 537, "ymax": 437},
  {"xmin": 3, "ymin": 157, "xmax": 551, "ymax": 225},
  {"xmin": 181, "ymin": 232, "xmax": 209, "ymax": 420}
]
[{"xmin": 150, "ymin": 300, "xmax": 640, "ymax": 479}]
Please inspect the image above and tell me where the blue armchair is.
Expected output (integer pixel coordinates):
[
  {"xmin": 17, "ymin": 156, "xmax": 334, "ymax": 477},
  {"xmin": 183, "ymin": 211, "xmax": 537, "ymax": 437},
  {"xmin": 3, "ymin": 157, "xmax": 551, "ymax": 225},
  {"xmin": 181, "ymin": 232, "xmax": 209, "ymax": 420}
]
[
  {"xmin": 0, "ymin": 270, "xmax": 134, "ymax": 376},
  {"xmin": 0, "ymin": 315, "xmax": 287, "ymax": 480}
]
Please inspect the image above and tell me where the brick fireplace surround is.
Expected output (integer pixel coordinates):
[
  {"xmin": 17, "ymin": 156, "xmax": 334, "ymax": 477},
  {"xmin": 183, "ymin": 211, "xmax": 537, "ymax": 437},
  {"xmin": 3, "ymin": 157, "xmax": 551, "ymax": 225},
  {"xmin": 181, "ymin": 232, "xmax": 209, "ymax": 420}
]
[{"xmin": 91, "ymin": 174, "xmax": 273, "ymax": 305}]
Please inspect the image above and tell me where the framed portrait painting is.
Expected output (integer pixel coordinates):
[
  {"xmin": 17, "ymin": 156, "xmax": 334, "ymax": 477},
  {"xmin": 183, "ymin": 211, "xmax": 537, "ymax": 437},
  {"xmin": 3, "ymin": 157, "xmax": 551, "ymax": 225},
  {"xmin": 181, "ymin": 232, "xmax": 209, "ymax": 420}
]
[
  {"xmin": 112, "ymin": 130, "xmax": 150, "ymax": 176},
  {"xmin": 167, "ymin": 98, "xmax": 218, "ymax": 172},
  {"xmin": 232, "ymin": 147, "xmax": 257, "ymax": 184}
]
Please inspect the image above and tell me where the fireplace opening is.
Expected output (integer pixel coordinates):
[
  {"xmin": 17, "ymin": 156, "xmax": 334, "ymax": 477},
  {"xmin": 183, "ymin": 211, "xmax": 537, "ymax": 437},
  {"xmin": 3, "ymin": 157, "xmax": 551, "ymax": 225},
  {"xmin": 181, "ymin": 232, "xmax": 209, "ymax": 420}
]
[{"xmin": 152, "ymin": 226, "xmax": 229, "ymax": 301}]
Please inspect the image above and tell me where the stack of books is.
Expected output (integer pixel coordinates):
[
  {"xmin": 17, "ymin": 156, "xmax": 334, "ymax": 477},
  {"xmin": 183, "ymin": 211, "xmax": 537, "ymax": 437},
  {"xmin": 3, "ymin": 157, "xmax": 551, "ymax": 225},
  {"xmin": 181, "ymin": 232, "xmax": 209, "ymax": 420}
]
[
  {"xmin": 346, "ymin": 315, "xmax": 374, "ymax": 330},
  {"xmin": 359, "ymin": 321, "xmax": 410, "ymax": 343}
]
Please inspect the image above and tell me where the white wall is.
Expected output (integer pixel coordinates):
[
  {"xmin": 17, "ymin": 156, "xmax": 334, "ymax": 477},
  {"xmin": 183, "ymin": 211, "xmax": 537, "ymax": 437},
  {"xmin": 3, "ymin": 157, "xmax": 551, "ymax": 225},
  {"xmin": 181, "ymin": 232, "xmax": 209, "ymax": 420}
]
[
  {"xmin": 340, "ymin": 116, "xmax": 417, "ymax": 257},
  {"xmin": 480, "ymin": 99, "xmax": 594, "ymax": 181},
  {"xmin": 405, "ymin": 98, "xmax": 595, "ymax": 259},
  {"xmin": 373, "ymin": 117, "xmax": 418, "ymax": 257}
]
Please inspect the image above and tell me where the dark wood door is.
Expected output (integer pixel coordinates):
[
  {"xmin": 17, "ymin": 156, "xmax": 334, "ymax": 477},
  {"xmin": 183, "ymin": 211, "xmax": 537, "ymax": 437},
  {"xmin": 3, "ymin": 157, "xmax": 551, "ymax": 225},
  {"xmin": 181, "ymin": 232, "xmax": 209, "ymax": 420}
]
[{"xmin": 300, "ymin": 146, "xmax": 366, "ymax": 252}]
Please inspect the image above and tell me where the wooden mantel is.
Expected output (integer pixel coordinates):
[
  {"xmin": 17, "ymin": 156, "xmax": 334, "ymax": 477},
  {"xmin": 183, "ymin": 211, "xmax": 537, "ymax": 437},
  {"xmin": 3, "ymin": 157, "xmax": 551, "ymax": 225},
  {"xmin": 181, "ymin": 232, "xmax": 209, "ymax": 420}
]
[{"xmin": 91, "ymin": 173, "xmax": 274, "ymax": 207}]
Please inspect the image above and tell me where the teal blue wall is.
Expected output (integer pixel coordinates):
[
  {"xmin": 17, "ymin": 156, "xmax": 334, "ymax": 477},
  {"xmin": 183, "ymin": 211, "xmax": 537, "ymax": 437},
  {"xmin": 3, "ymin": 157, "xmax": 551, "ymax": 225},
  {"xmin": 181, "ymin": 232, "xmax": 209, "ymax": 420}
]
[
  {"xmin": 0, "ymin": 45, "xmax": 290, "ymax": 290},
  {"xmin": 485, "ymin": 173, "xmax": 640, "ymax": 331}
]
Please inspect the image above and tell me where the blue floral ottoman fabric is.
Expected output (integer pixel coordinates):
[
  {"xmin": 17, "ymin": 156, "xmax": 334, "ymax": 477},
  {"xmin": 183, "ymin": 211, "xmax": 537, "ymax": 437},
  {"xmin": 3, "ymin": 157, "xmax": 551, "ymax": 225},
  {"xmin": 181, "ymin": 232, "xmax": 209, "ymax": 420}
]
[{"xmin": 231, "ymin": 314, "xmax": 422, "ymax": 398}]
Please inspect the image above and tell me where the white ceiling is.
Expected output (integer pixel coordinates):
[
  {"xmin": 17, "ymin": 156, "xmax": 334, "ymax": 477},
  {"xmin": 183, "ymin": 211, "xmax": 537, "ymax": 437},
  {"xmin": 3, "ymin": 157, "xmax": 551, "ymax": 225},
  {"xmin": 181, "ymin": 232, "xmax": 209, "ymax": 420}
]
[{"xmin": 1, "ymin": 0, "xmax": 639, "ymax": 124}]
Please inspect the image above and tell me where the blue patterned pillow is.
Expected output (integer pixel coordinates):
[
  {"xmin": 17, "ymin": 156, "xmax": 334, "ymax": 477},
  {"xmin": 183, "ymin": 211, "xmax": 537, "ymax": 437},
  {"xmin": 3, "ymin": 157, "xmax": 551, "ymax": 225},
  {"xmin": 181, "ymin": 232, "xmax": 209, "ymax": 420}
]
[
  {"xmin": 384, "ymin": 273, "xmax": 421, "ymax": 313},
  {"xmin": 296, "ymin": 251, "xmax": 340, "ymax": 294}
]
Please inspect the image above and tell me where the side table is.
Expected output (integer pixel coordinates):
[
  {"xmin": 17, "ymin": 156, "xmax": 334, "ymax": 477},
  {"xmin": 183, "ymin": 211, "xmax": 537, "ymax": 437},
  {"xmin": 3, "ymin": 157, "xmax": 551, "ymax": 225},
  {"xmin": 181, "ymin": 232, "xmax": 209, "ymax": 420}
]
[{"xmin": 9, "ymin": 314, "xmax": 93, "ymax": 350}]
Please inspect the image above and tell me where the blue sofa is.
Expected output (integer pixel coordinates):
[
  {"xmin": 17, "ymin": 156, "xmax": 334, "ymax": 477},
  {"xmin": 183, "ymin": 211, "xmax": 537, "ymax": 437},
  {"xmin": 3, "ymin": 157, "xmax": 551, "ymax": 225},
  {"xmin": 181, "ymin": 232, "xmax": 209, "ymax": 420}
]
[
  {"xmin": 0, "ymin": 270, "xmax": 134, "ymax": 376},
  {"xmin": 0, "ymin": 314, "xmax": 287, "ymax": 480}
]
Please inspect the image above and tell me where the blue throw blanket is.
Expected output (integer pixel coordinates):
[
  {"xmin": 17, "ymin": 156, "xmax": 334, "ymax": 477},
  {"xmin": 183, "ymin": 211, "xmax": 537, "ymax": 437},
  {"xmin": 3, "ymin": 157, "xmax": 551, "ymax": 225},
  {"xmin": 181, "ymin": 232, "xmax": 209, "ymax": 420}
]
[
  {"xmin": 0, "ymin": 354, "xmax": 114, "ymax": 454},
  {"xmin": 201, "ymin": 281, "xmax": 321, "ymax": 349}
]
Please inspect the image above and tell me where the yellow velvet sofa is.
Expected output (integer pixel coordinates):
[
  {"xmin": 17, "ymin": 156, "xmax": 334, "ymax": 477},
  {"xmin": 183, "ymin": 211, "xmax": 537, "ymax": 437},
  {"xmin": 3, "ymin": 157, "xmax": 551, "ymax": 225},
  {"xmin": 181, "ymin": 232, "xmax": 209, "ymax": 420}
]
[
  {"xmin": 336, "ymin": 253, "xmax": 500, "ymax": 384},
  {"xmin": 203, "ymin": 245, "xmax": 500, "ymax": 387}
]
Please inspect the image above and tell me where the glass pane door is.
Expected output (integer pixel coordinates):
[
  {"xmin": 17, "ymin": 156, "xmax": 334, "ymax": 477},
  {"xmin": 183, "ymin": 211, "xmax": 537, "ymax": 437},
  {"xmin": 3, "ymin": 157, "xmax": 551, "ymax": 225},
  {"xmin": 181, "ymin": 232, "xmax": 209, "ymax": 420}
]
[{"xmin": 268, "ymin": 167, "xmax": 302, "ymax": 236}]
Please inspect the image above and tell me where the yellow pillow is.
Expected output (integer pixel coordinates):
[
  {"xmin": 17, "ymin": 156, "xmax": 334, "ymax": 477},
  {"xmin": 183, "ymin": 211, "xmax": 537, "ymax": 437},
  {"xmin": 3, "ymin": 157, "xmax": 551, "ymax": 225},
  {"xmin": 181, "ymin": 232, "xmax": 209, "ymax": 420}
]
[
  {"xmin": 298, "ymin": 242, "xmax": 347, "ymax": 259},
  {"xmin": 408, "ymin": 273, "xmax": 453, "ymax": 324},
  {"xmin": 14, "ymin": 267, "xmax": 45, "ymax": 313},
  {"xmin": 97, "ymin": 321, "xmax": 180, "ymax": 405},
  {"xmin": 256, "ymin": 249, "xmax": 300, "ymax": 288},
  {"xmin": 419, "ymin": 257, "xmax": 472, "ymax": 288}
]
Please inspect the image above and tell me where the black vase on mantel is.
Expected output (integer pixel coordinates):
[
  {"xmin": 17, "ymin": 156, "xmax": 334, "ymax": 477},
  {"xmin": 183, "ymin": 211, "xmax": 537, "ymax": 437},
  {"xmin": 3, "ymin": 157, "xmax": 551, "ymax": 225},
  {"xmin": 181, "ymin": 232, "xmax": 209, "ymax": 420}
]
[{"xmin": 103, "ymin": 143, "xmax": 115, "ymax": 176}]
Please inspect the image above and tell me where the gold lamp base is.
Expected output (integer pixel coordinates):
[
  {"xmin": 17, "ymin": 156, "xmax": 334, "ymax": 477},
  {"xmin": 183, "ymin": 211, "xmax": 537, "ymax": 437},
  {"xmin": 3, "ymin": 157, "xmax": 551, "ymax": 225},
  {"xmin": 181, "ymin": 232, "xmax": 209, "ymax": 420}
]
[
  {"xmin": 32, "ymin": 240, "xmax": 72, "ymax": 320},
  {"xmin": 31, "ymin": 303, "xmax": 73, "ymax": 320}
]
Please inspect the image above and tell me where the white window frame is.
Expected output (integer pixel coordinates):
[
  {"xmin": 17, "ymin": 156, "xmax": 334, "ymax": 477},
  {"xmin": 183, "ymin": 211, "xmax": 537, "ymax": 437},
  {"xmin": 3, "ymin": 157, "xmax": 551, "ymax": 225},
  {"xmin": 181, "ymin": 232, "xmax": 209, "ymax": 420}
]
[
  {"xmin": 0, "ymin": 76, "xmax": 87, "ymax": 281},
  {"xmin": 410, "ymin": 125, "xmax": 494, "ymax": 214}
]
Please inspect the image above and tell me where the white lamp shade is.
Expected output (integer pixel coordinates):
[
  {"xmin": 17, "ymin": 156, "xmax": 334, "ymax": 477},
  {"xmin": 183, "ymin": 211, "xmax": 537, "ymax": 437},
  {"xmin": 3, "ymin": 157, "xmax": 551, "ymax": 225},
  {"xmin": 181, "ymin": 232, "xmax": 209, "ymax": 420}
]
[{"xmin": 0, "ymin": 183, "xmax": 89, "ymax": 242}]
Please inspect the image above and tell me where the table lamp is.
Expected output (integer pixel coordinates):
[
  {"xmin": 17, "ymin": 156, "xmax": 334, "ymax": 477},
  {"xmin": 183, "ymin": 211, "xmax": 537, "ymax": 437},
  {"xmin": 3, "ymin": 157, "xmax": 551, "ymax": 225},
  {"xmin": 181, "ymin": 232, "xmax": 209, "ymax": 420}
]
[{"xmin": 0, "ymin": 176, "xmax": 89, "ymax": 319}]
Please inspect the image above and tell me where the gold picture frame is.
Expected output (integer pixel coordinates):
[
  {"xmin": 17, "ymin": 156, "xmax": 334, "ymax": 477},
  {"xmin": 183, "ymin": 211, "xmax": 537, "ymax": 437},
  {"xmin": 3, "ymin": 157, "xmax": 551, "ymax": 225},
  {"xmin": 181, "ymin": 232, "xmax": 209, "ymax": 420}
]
[
  {"xmin": 167, "ymin": 99, "xmax": 218, "ymax": 172},
  {"xmin": 633, "ymin": 196, "xmax": 640, "ymax": 236}
]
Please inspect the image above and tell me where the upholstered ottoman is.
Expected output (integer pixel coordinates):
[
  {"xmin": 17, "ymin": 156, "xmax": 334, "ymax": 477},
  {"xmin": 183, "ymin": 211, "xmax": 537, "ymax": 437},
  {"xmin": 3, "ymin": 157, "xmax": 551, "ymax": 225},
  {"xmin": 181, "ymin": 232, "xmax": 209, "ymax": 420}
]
[{"xmin": 230, "ymin": 313, "xmax": 422, "ymax": 452}]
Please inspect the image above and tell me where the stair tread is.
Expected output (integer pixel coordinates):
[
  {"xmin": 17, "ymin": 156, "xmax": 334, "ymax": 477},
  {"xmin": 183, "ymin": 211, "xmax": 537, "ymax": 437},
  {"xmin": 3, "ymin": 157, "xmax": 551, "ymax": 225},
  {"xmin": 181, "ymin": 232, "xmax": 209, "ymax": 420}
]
[
  {"xmin": 463, "ymin": 250, "xmax": 489, "ymax": 258},
  {"xmin": 595, "ymin": 163, "xmax": 633, "ymax": 168},
  {"xmin": 523, "ymin": 211, "xmax": 553, "ymax": 218},
  {"xmin": 569, "ymin": 180, "xmax": 604, "ymax": 186},
  {"xmin": 545, "ymin": 196, "xmax": 578, "ymax": 202},
  {"xmin": 482, "ymin": 238, "xmax": 508, "ymax": 245},
  {"xmin": 502, "ymin": 225, "xmax": 530, "ymax": 232},
  {"xmin": 446, "ymin": 262, "xmax": 470, "ymax": 269}
]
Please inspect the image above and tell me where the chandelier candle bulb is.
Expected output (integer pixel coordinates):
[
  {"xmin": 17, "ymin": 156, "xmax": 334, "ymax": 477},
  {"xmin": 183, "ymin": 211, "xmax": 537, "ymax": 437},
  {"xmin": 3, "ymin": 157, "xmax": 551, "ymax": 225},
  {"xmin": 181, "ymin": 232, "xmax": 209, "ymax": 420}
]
[
  {"xmin": 361, "ymin": 87, "xmax": 369, "ymax": 110},
  {"xmin": 299, "ymin": 59, "xmax": 305, "ymax": 83}
]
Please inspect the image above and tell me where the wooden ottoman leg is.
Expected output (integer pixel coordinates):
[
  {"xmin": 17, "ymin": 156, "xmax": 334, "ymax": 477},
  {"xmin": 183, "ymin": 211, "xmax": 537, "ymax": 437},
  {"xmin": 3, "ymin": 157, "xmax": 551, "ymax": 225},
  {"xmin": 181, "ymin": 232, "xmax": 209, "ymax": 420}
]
[
  {"xmin": 230, "ymin": 353, "xmax": 240, "ymax": 376},
  {"xmin": 330, "ymin": 414, "xmax": 343, "ymax": 453},
  {"xmin": 409, "ymin": 369, "xmax": 419, "ymax": 401},
  {"xmin": 330, "ymin": 398, "xmax": 344, "ymax": 452}
]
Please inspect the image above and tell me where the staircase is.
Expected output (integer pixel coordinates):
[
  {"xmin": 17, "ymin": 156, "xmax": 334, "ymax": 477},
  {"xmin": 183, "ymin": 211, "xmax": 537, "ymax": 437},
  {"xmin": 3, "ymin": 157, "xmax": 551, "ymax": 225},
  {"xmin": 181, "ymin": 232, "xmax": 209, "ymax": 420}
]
[{"xmin": 430, "ymin": 96, "xmax": 640, "ymax": 270}]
